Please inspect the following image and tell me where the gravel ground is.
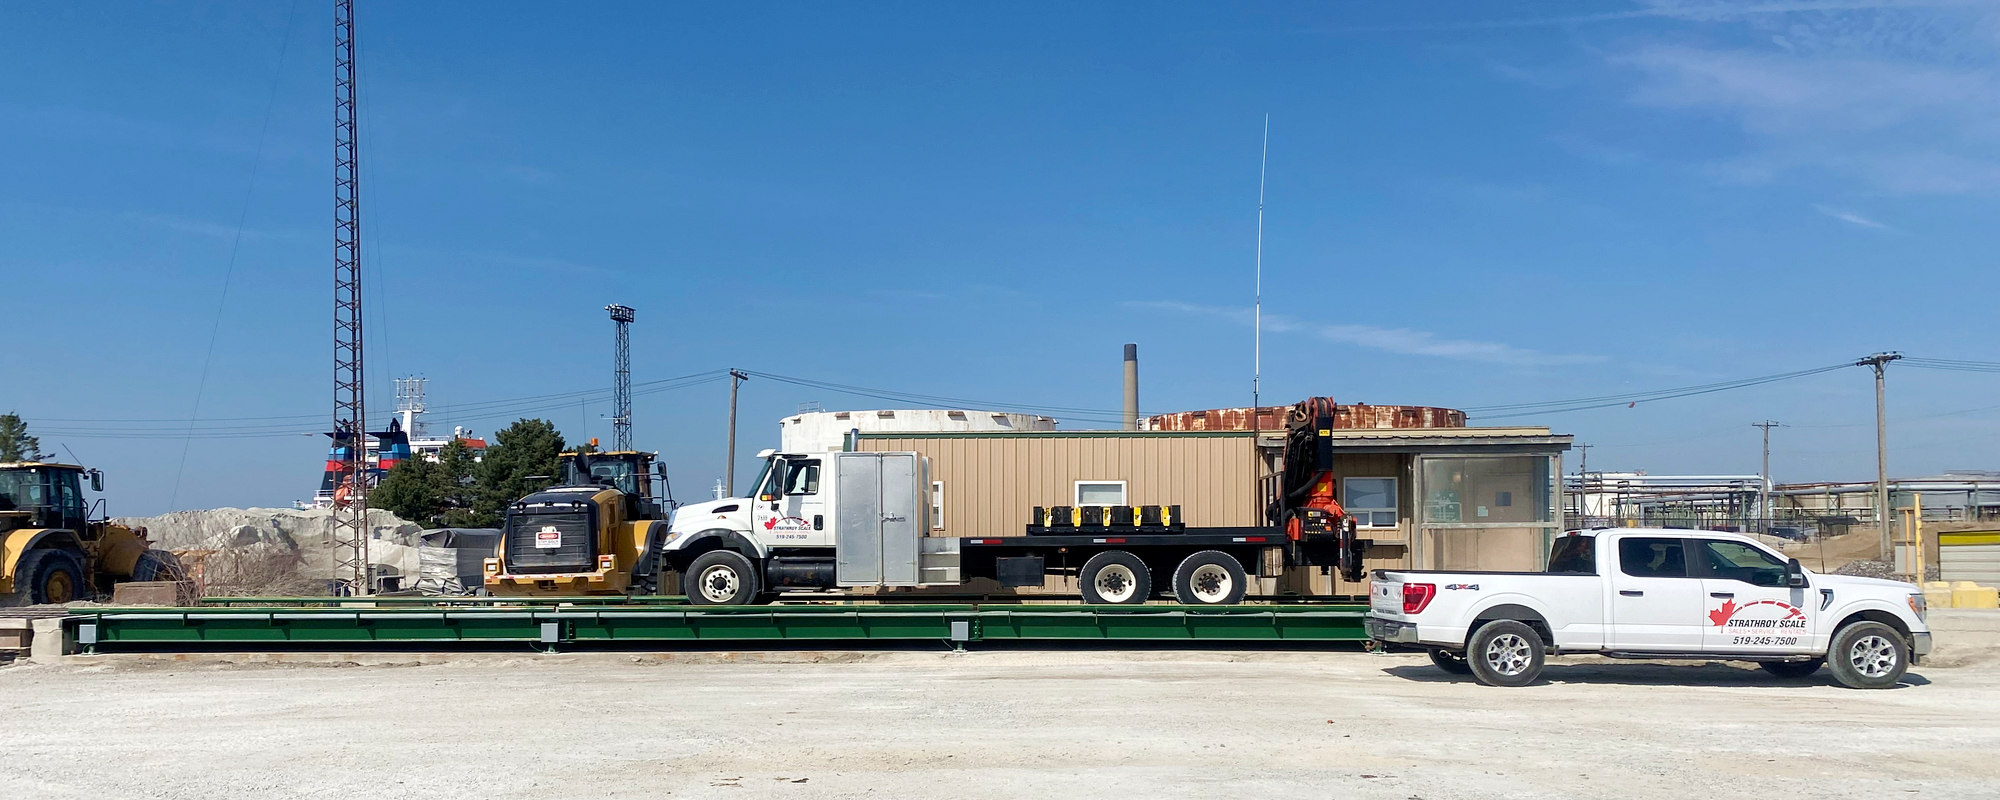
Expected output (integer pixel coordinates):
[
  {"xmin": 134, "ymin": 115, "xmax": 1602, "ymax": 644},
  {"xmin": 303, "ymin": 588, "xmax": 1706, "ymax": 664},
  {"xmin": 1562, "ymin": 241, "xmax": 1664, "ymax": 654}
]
[{"xmin": 2, "ymin": 611, "xmax": 1997, "ymax": 800}]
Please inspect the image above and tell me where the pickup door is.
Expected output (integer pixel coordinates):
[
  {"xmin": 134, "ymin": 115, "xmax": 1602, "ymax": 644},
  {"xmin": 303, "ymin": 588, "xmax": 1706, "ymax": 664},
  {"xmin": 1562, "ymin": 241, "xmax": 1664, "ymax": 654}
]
[
  {"xmin": 1607, "ymin": 535, "xmax": 1707, "ymax": 651},
  {"xmin": 1691, "ymin": 537, "xmax": 1820, "ymax": 654}
]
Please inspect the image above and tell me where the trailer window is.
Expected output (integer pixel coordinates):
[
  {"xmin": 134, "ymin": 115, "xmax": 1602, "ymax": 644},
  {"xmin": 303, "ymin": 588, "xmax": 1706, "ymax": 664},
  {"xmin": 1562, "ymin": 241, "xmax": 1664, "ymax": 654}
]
[
  {"xmin": 931, "ymin": 481, "xmax": 945, "ymax": 530},
  {"xmin": 1075, "ymin": 481, "xmax": 1126, "ymax": 506},
  {"xmin": 1343, "ymin": 477, "xmax": 1398, "ymax": 528}
]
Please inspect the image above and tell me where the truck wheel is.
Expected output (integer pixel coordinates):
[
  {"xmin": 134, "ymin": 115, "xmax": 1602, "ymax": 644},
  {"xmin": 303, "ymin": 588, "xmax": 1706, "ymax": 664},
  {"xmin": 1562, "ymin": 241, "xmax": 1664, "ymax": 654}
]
[
  {"xmin": 686, "ymin": 551, "xmax": 761, "ymax": 605},
  {"xmin": 1758, "ymin": 659, "xmax": 1823, "ymax": 679},
  {"xmin": 1171, "ymin": 551, "xmax": 1247, "ymax": 605},
  {"xmin": 1428, "ymin": 648, "xmax": 1472, "ymax": 675},
  {"xmin": 1466, "ymin": 619, "xmax": 1544, "ymax": 687},
  {"xmin": 1080, "ymin": 551, "xmax": 1151, "ymax": 604},
  {"xmin": 1828, "ymin": 621, "xmax": 1908, "ymax": 689},
  {"xmin": 15, "ymin": 549, "xmax": 88, "ymax": 605}
]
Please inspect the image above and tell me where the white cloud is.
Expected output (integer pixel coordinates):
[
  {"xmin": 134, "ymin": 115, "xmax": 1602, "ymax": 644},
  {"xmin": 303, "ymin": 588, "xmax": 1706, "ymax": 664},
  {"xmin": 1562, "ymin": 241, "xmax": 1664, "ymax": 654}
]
[
  {"xmin": 1129, "ymin": 301, "xmax": 1603, "ymax": 367},
  {"xmin": 1812, "ymin": 204, "xmax": 1894, "ymax": 229},
  {"xmin": 1602, "ymin": 4, "xmax": 2000, "ymax": 194}
]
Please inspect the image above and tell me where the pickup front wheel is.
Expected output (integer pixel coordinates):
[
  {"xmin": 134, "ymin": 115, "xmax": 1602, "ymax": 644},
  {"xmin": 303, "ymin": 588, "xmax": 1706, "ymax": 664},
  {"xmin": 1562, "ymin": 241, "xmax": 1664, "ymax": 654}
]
[
  {"xmin": 1466, "ymin": 620, "xmax": 1545, "ymax": 687},
  {"xmin": 1828, "ymin": 621, "xmax": 1908, "ymax": 689}
]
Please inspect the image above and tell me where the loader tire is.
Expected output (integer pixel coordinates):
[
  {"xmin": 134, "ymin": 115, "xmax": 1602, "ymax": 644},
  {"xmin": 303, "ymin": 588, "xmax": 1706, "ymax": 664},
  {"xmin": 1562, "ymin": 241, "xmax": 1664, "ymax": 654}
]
[
  {"xmin": 11, "ymin": 549, "xmax": 88, "ymax": 606},
  {"xmin": 131, "ymin": 550, "xmax": 184, "ymax": 582}
]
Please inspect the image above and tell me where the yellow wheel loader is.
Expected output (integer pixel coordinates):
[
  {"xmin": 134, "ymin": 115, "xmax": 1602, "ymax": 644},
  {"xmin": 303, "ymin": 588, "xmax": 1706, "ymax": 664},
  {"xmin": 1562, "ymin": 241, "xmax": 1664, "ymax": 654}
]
[
  {"xmin": 483, "ymin": 450, "xmax": 672, "ymax": 596},
  {"xmin": 1, "ymin": 462, "xmax": 179, "ymax": 605}
]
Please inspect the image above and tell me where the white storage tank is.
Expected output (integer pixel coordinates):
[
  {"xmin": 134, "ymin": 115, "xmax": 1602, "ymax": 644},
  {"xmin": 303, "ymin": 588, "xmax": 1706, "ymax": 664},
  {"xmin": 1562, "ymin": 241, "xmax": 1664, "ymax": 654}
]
[{"xmin": 779, "ymin": 410, "xmax": 1057, "ymax": 452}]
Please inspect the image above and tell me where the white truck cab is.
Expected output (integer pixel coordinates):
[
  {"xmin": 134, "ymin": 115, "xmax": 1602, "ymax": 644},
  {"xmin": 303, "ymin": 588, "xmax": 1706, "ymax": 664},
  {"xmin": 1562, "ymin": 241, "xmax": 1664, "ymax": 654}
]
[
  {"xmin": 1367, "ymin": 527, "xmax": 1932, "ymax": 689},
  {"xmin": 664, "ymin": 449, "xmax": 928, "ymax": 604}
]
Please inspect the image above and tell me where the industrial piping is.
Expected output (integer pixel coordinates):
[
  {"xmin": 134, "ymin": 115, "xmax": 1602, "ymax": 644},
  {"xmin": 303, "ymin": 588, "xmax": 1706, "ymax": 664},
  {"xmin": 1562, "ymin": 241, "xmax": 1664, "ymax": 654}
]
[{"xmin": 1122, "ymin": 343, "xmax": 1139, "ymax": 431}]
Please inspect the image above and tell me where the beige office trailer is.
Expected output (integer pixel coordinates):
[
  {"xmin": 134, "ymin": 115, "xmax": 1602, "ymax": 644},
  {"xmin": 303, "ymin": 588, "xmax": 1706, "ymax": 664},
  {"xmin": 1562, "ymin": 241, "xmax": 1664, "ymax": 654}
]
[{"xmin": 852, "ymin": 426, "xmax": 1570, "ymax": 598}]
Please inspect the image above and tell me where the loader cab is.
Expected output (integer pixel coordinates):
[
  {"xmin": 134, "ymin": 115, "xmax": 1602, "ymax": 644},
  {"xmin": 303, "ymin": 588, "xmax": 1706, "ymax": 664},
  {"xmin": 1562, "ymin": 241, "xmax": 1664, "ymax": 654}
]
[
  {"xmin": 559, "ymin": 450, "xmax": 666, "ymax": 520},
  {"xmin": 0, "ymin": 463, "xmax": 92, "ymax": 535}
]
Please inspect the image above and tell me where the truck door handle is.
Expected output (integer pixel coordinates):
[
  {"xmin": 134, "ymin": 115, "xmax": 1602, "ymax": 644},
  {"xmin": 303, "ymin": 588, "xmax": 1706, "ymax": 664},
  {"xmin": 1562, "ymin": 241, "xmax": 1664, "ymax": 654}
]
[
  {"xmin": 1710, "ymin": 592, "xmax": 1734, "ymax": 599},
  {"xmin": 813, "ymin": 515, "xmax": 823, "ymax": 530},
  {"xmin": 1618, "ymin": 590, "xmax": 1643, "ymax": 597}
]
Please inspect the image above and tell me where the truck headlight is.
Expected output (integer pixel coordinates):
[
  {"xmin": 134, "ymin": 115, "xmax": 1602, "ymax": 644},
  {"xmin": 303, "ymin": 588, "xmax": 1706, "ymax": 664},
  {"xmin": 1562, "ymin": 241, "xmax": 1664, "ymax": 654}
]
[{"xmin": 1909, "ymin": 593, "xmax": 1927, "ymax": 621}]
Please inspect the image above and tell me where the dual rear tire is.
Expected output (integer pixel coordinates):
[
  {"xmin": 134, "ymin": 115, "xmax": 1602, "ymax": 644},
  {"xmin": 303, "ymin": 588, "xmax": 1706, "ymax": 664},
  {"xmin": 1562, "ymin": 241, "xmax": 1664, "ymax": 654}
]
[{"xmin": 1078, "ymin": 550, "xmax": 1248, "ymax": 605}]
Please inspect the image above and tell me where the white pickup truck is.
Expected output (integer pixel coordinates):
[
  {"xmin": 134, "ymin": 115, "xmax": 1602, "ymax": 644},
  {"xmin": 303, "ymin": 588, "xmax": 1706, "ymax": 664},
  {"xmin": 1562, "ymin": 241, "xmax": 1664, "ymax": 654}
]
[{"xmin": 1367, "ymin": 527, "xmax": 1932, "ymax": 689}]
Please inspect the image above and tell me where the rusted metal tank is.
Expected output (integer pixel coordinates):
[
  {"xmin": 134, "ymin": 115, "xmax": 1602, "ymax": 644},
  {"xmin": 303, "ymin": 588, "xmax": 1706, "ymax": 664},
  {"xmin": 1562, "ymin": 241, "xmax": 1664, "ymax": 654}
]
[{"xmin": 1147, "ymin": 399, "xmax": 1464, "ymax": 431}]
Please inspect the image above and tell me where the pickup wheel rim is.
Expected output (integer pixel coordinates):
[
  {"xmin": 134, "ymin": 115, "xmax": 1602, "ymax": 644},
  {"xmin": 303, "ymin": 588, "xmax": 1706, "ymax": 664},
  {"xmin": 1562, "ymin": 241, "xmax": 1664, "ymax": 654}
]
[
  {"xmin": 1484, "ymin": 633, "xmax": 1532, "ymax": 676},
  {"xmin": 696, "ymin": 564, "xmax": 741, "ymax": 603},
  {"xmin": 1848, "ymin": 634, "xmax": 1900, "ymax": 678},
  {"xmin": 1094, "ymin": 564, "xmax": 1138, "ymax": 603},
  {"xmin": 1188, "ymin": 564, "xmax": 1232, "ymax": 603}
]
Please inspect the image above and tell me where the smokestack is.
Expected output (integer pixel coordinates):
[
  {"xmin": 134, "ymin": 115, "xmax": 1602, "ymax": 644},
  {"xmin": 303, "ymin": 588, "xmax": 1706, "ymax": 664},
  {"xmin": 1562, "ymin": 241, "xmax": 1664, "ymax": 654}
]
[{"xmin": 1122, "ymin": 343, "xmax": 1139, "ymax": 431}]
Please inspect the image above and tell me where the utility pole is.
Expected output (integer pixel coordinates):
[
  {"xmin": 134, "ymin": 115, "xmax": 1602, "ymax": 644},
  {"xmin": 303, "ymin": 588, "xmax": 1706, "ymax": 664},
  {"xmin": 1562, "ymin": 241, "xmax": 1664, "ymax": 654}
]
[
  {"xmin": 1753, "ymin": 421, "xmax": 1783, "ymax": 534},
  {"xmin": 725, "ymin": 369, "xmax": 749, "ymax": 495},
  {"xmin": 1574, "ymin": 442, "xmax": 1591, "ymax": 522},
  {"xmin": 1857, "ymin": 353, "xmax": 1902, "ymax": 560},
  {"xmin": 329, "ymin": 0, "xmax": 370, "ymax": 596},
  {"xmin": 605, "ymin": 304, "xmax": 635, "ymax": 451}
]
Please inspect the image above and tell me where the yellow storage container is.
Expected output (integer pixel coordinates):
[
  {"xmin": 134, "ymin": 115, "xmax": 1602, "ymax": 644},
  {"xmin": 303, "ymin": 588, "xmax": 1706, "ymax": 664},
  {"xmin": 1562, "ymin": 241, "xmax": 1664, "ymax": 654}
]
[
  {"xmin": 1924, "ymin": 581, "xmax": 1955, "ymax": 610},
  {"xmin": 1952, "ymin": 583, "xmax": 2000, "ymax": 609}
]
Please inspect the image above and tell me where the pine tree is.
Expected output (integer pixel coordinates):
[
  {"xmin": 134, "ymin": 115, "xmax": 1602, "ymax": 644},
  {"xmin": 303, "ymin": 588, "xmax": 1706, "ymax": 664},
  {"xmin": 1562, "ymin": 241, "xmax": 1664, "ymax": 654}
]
[
  {"xmin": 470, "ymin": 418, "xmax": 569, "ymax": 525},
  {"xmin": 0, "ymin": 413, "xmax": 43, "ymax": 463}
]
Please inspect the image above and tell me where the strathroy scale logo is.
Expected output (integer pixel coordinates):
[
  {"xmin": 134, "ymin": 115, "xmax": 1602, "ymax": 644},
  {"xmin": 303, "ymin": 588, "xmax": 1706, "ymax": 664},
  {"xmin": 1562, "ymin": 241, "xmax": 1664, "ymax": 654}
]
[
  {"xmin": 764, "ymin": 516, "xmax": 811, "ymax": 531},
  {"xmin": 1709, "ymin": 598, "xmax": 1807, "ymax": 628}
]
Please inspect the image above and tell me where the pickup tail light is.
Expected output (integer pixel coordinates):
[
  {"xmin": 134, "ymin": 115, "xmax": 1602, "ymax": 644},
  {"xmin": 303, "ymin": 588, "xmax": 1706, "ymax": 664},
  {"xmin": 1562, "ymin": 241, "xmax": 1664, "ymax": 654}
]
[{"xmin": 1402, "ymin": 582, "xmax": 1437, "ymax": 614}]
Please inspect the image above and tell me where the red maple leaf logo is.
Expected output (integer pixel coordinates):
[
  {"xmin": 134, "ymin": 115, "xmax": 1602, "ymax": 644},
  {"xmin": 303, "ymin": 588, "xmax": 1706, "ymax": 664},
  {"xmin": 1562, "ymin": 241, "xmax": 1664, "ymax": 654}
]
[{"xmin": 1708, "ymin": 599, "xmax": 1738, "ymax": 627}]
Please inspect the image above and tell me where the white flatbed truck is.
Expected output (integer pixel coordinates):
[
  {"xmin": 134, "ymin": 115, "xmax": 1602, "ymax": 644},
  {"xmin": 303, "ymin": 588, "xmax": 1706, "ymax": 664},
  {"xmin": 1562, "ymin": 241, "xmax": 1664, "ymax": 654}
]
[{"xmin": 661, "ymin": 450, "xmax": 1362, "ymax": 606}]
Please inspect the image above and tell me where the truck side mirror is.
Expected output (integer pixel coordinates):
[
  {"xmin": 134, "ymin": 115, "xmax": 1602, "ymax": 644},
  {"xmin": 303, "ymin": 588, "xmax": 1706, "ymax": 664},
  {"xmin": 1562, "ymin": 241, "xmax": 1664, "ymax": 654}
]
[{"xmin": 1785, "ymin": 557, "xmax": 1808, "ymax": 588}]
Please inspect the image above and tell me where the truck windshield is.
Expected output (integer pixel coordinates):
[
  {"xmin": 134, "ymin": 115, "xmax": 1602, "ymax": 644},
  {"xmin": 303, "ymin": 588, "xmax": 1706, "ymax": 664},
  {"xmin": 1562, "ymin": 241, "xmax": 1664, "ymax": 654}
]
[{"xmin": 0, "ymin": 469, "xmax": 46, "ymax": 511}]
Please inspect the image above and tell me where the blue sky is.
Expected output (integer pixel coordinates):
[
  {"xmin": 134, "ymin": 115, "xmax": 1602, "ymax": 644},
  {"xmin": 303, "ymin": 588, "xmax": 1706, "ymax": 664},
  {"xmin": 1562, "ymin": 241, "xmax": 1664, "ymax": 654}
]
[{"xmin": 3, "ymin": 1, "xmax": 1997, "ymax": 515}]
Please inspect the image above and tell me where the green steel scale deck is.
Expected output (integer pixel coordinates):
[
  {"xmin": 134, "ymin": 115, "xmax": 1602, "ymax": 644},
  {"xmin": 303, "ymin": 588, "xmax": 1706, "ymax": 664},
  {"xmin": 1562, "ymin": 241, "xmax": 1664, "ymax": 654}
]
[{"xmin": 62, "ymin": 598, "xmax": 1369, "ymax": 652}]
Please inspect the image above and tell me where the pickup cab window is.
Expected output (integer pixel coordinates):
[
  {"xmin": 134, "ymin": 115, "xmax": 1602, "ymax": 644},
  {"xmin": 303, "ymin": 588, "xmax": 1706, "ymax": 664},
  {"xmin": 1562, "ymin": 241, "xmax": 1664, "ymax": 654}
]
[
  {"xmin": 1546, "ymin": 536, "xmax": 1595, "ymax": 574},
  {"xmin": 1618, "ymin": 537, "xmax": 1689, "ymax": 578},
  {"xmin": 1695, "ymin": 539, "xmax": 1787, "ymax": 587}
]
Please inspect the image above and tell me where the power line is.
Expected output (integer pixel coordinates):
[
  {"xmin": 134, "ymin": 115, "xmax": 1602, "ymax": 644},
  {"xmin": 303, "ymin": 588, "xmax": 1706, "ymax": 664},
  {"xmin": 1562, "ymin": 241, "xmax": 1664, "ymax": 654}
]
[{"xmin": 1466, "ymin": 363, "xmax": 1853, "ymax": 419}]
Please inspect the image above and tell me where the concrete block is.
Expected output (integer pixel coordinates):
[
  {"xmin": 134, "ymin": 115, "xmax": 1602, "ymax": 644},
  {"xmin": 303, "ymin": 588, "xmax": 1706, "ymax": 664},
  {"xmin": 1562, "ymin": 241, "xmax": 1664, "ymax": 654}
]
[
  {"xmin": 1925, "ymin": 584, "xmax": 1955, "ymax": 610},
  {"xmin": 29, "ymin": 618, "xmax": 71, "ymax": 662},
  {"xmin": 1952, "ymin": 584, "xmax": 1999, "ymax": 610},
  {"xmin": 0, "ymin": 618, "xmax": 30, "ymax": 651},
  {"xmin": 111, "ymin": 581, "xmax": 186, "ymax": 606}
]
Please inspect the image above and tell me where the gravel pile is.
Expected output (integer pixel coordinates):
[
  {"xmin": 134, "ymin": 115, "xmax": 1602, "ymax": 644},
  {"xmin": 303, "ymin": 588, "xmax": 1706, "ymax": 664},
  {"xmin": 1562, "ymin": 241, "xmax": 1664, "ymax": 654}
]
[{"xmin": 1832, "ymin": 560, "xmax": 1939, "ymax": 582}]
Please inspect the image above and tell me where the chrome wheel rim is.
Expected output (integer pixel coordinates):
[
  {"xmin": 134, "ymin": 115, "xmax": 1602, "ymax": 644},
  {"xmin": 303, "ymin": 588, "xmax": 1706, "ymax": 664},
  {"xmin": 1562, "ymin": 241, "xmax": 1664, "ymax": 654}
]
[
  {"xmin": 1189, "ymin": 564, "xmax": 1233, "ymax": 603},
  {"xmin": 1849, "ymin": 634, "xmax": 1900, "ymax": 678},
  {"xmin": 697, "ymin": 564, "xmax": 741, "ymax": 603},
  {"xmin": 1094, "ymin": 564, "xmax": 1138, "ymax": 603},
  {"xmin": 1484, "ymin": 633, "xmax": 1533, "ymax": 676}
]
